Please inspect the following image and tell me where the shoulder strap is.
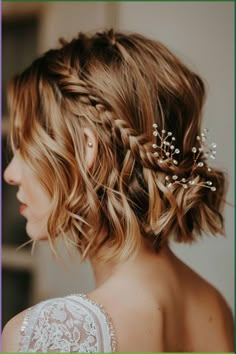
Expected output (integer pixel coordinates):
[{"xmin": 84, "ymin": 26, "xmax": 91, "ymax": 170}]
[
  {"xmin": 69, "ymin": 294, "xmax": 117, "ymax": 352},
  {"xmin": 19, "ymin": 295, "xmax": 117, "ymax": 352}
]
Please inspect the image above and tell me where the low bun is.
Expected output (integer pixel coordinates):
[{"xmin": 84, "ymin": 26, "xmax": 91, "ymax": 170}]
[
  {"xmin": 140, "ymin": 124, "xmax": 227, "ymax": 247},
  {"xmin": 168, "ymin": 168, "xmax": 226, "ymax": 243}
]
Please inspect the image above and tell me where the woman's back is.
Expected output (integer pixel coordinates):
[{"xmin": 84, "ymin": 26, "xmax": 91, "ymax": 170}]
[
  {"xmin": 88, "ymin": 246, "xmax": 234, "ymax": 352},
  {"xmin": 1, "ymin": 247, "xmax": 234, "ymax": 352}
]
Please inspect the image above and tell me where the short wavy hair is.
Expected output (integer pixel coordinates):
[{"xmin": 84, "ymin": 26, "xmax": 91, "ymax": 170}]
[{"xmin": 8, "ymin": 29, "xmax": 226, "ymax": 263}]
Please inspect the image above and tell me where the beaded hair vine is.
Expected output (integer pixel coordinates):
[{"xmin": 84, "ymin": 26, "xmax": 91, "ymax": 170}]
[{"xmin": 152, "ymin": 124, "xmax": 217, "ymax": 191}]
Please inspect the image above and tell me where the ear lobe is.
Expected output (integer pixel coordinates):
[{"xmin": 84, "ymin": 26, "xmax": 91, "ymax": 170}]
[{"xmin": 83, "ymin": 127, "xmax": 98, "ymax": 169}]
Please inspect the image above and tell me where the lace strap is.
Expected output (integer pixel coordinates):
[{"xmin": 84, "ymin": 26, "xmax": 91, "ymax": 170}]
[
  {"xmin": 19, "ymin": 300, "xmax": 51, "ymax": 352},
  {"xmin": 69, "ymin": 294, "xmax": 117, "ymax": 352},
  {"xmin": 18, "ymin": 294, "xmax": 117, "ymax": 352}
]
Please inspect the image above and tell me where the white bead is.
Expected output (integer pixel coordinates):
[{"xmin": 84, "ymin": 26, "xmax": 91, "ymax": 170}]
[
  {"xmin": 197, "ymin": 162, "xmax": 204, "ymax": 167},
  {"xmin": 211, "ymin": 187, "xmax": 216, "ymax": 191},
  {"xmin": 192, "ymin": 147, "xmax": 197, "ymax": 153},
  {"xmin": 153, "ymin": 123, "xmax": 158, "ymax": 128},
  {"xmin": 153, "ymin": 131, "xmax": 158, "ymax": 136},
  {"xmin": 175, "ymin": 148, "xmax": 180, "ymax": 154},
  {"xmin": 154, "ymin": 152, "xmax": 159, "ymax": 157},
  {"xmin": 162, "ymin": 129, "xmax": 166, "ymax": 134},
  {"xmin": 172, "ymin": 175, "xmax": 178, "ymax": 180},
  {"xmin": 173, "ymin": 160, "xmax": 178, "ymax": 165},
  {"xmin": 206, "ymin": 181, "xmax": 212, "ymax": 185},
  {"xmin": 170, "ymin": 145, "xmax": 175, "ymax": 150},
  {"xmin": 152, "ymin": 144, "xmax": 157, "ymax": 148},
  {"xmin": 167, "ymin": 132, "xmax": 172, "ymax": 136}
]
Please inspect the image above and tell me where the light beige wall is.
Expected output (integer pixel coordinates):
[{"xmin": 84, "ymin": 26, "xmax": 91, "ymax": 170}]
[
  {"xmin": 26, "ymin": 2, "xmax": 233, "ymax": 311},
  {"xmin": 39, "ymin": 2, "xmax": 106, "ymax": 52},
  {"xmin": 32, "ymin": 241, "xmax": 95, "ymax": 303}
]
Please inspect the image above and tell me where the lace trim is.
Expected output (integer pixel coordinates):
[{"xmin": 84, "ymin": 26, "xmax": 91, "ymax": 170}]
[
  {"xmin": 69, "ymin": 294, "xmax": 117, "ymax": 352},
  {"xmin": 19, "ymin": 294, "xmax": 118, "ymax": 352},
  {"xmin": 19, "ymin": 306, "xmax": 33, "ymax": 351},
  {"xmin": 19, "ymin": 300, "xmax": 56, "ymax": 352}
]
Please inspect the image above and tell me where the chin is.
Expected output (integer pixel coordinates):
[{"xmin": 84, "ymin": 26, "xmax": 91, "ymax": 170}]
[{"xmin": 26, "ymin": 222, "xmax": 49, "ymax": 241}]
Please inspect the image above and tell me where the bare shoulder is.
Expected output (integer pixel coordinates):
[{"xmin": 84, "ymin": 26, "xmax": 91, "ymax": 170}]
[
  {"xmin": 87, "ymin": 287, "xmax": 165, "ymax": 352},
  {"xmin": 190, "ymin": 264, "xmax": 233, "ymax": 322},
  {"xmin": 184, "ymin": 264, "xmax": 234, "ymax": 351},
  {"xmin": 203, "ymin": 281, "xmax": 234, "ymax": 350},
  {"xmin": 2, "ymin": 308, "xmax": 29, "ymax": 352}
]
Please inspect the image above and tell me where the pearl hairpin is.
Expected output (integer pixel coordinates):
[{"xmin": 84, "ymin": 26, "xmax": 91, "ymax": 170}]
[{"xmin": 152, "ymin": 125, "xmax": 217, "ymax": 191}]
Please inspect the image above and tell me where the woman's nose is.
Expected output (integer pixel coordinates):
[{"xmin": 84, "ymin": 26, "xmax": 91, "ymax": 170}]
[{"xmin": 4, "ymin": 155, "xmax": 21, "ymax": 186}]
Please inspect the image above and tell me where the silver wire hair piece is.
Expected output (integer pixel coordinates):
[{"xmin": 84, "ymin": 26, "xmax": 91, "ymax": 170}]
[{"xmin": 152, "ymin": 124, "xmax": 217, "ymax": 191}]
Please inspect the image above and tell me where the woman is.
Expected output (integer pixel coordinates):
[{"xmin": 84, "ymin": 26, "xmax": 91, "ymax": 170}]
[{"xmin": 2, "ymin": 29, "xmax": 234, "ymax": 352}]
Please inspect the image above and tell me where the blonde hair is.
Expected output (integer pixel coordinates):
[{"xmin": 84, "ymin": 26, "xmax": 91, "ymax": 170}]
[{"xmin": 8, "ymin": 29, "xmax": 226, "ymax": 263}]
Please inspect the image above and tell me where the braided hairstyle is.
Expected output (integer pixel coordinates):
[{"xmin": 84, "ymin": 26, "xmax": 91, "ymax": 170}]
[{"xmin": 8, "ymin": 29, "xmax": 226, "ymax": 262}]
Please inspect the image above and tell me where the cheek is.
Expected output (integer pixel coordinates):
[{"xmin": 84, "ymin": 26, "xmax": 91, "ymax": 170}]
[{"xmin": 26, "ymin": 178, "xmax": 51, "ymax": 210}]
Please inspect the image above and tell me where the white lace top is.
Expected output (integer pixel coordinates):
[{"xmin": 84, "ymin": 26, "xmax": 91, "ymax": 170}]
[{"xmin": 19, "ymin": 294, "xmax": 117, "ymax": 352}]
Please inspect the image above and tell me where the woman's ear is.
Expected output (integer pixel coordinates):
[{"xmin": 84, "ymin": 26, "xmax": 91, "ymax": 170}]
[{"xmin": 83, "ymin": 127, "xmax": 98, "ymax": 169}]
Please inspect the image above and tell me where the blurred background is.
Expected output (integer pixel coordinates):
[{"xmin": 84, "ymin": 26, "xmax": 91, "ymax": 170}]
[{"xmin": 2, "ymin": 1, "xmax": 234, "ymax": 328}]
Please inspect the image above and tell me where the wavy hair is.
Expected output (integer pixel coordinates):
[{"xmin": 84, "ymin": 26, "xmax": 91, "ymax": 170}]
[{"xmin": 8, "ymin": 29, "xmax": 226, "ymax": 262}]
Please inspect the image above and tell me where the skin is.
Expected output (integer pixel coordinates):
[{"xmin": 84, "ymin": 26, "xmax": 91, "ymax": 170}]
[
  {"xmin": 88, "ymin": 244, "xmax": 234, "ymax": 352},
  {"xmin": 4, "ymin": 150, "xmax": 51, "ymax": 240},
  {"xmin": 2, "ymin": 129, "xmax": 234, "ymax": 352}
]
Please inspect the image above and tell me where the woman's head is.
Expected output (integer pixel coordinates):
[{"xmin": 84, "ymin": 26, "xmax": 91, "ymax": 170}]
[{"xmin": 5, "ymin": 29, "xmax": 226, "ymax": 262}]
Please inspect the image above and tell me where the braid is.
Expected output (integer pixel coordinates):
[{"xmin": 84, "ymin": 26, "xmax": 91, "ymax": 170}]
[
  {"xmin": 46, "ymin": 54, "xmax": 182, "ymax": 181},
  {"xmin": 113, "ymin": 118, "xmax": 160, "ymax": 171},
  {"xmin": 46, "ymin": 58, "xmax": 89, "ymax": 96},
  {"xmin": 44, "ymin": 52, "xmax": 154, "ymax": 172}
]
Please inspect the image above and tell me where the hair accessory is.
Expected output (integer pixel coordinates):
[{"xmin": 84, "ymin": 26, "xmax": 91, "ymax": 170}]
[
  {"xmin": 88, "ymin": 141, "xmax": 93, "ymax": 148},
  {"xmin": 152, "ymin": 124, "xmax": 217, "ymax": 191}
]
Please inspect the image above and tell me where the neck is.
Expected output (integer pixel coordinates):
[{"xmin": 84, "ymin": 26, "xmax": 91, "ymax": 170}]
[{"xmin": 90, "ymin": 242, "xmax": 175, "ymax": 289}]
